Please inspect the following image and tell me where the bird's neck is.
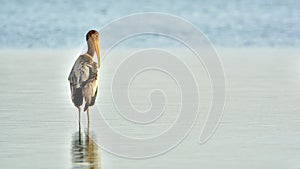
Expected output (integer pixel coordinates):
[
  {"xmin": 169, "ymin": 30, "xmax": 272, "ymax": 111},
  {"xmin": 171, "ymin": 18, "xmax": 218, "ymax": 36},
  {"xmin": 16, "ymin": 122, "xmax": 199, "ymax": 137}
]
[{"xmin": 87, "ymin": 43, "xmax": 95, "ymax": 57}]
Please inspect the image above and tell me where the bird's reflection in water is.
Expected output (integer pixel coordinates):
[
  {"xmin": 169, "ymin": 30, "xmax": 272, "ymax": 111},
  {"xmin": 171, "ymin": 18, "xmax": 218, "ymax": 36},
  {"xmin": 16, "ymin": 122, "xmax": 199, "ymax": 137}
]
[{"xmin": 71, "ymin": 128, "xmax": 101, "ymax": 169}]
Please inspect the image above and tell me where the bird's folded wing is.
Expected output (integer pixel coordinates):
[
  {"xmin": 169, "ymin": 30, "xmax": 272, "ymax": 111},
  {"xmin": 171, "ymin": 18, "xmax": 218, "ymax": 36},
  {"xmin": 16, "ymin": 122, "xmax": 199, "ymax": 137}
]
[{"xmin": 68, "ymin": 54, "xmax": 97, "ymax": 88}]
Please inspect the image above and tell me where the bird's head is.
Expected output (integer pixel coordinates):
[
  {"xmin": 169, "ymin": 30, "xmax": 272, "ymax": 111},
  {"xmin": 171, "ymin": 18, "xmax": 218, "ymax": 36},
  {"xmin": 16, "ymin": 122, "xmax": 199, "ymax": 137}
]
[{"xmin": 86, "ymin": 30, "xmax": 100, "ymax": 68}]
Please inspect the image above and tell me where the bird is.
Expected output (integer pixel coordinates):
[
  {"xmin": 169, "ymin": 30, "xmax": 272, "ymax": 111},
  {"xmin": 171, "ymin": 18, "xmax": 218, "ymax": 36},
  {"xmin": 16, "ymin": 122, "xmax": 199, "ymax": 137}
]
[{"xmin": 68, "ymin": 30, "xmax": 101, "ymax": 126}]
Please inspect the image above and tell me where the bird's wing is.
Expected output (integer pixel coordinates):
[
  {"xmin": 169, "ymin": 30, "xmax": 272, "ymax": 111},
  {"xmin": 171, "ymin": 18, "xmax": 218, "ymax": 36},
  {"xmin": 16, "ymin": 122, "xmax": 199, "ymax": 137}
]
[
  {"xmin": 68, "ymin": 54, "xmax": 97, "ymax": 89},
  {"xmin": 68, "ymin": 54, "xmax": 98, "ymax": 106}
]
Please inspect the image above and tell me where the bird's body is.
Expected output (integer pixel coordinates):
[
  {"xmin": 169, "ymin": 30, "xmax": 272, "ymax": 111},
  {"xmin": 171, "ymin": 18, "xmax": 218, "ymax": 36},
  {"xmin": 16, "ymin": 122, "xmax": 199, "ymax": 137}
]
[
  {"xmin": 68, "ymin": 54, "xmax": 98, "ymax": 111},
  {"xmin": 68, "ymin": 30, "xmax": 101, "ymax": 125}
]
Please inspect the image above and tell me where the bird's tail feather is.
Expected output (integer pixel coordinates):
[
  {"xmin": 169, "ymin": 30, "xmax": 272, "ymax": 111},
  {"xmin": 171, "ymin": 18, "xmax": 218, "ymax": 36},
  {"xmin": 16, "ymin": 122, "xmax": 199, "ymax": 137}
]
[
  {"xmin": 74, "ymin": 88, "xmax": 83, "ymax": 107},
  {"xmin": 84, "ymin": 104, "xmax": 88, "ymax": 112},
  {"xmin": 83, "ymin": 87, "xmax": 98, "ymax": 112}
]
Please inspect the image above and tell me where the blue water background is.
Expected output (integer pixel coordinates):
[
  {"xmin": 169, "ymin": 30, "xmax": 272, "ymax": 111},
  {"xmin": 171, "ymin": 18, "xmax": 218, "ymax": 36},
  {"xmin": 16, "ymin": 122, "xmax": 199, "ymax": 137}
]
[{"xmin": 0, "ymin": 0, "xmax": 299, "ymax": 48}]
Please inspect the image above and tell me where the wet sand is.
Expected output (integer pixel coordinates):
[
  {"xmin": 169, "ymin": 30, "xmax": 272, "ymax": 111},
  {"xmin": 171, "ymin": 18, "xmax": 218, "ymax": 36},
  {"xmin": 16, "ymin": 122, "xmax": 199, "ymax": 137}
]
[{"xmin": 0, "ymin": 48, "xmax": 300, "ymax": 168}]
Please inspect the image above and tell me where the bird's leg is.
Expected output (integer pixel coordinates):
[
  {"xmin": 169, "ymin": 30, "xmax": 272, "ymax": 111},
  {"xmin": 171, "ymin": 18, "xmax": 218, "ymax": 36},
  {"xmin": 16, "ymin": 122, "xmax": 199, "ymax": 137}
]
[
  {"xmin": 87, "ymin": 107, "xmax": 90, "ymax": 126},
  {"xmin": 77, "ymin": 106, "xmax": 81, "ymax": 131},
  {"xmin": 87, "ymin": 107, "xmax": 90, "ymax": 136},
  {"xmin": 78, "ymin": 127, "xmax": 81, "ymax": 142}
]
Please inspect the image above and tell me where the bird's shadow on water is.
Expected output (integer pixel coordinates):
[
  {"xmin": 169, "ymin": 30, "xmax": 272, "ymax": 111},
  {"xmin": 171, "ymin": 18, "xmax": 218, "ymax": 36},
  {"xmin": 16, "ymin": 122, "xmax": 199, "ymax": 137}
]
[{"xmin": 71, "ymin": 125, "xmax": 102, "ymax": 169}]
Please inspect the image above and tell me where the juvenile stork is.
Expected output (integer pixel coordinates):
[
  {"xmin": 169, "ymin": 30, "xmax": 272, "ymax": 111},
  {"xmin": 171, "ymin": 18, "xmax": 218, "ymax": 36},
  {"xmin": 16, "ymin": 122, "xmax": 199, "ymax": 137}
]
[{"xmin": 68, "ymin": 30, "xmax": 101, "ymax": 126}]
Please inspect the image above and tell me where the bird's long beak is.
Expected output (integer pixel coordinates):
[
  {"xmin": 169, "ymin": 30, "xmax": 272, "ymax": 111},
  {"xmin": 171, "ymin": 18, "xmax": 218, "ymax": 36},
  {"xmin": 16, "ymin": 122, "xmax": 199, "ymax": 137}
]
[{"xmin": 94, "ymin": 38, "xmax": 101, "ymax": 68}]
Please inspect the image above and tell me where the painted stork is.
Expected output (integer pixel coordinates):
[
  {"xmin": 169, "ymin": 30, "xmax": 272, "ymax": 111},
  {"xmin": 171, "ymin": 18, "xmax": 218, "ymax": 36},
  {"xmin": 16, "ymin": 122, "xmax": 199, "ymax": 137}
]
[{"xmin": 68, "ymin": 30, "xmax": 101, "ymax": 126}]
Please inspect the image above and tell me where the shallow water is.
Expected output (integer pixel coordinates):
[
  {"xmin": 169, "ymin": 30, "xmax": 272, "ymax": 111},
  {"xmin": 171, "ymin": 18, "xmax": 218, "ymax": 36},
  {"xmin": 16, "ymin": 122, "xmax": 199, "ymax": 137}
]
[
  {"xmin": 0, "ymin": 0, "xmax": 299, "ymax": 48},
  {"xmin": 71, "ymin": 129, "xmax": 102, "ymax": 169},
  {"xmin": 0, "ymin": 48, "xmax": 300, "ymax": 168}
]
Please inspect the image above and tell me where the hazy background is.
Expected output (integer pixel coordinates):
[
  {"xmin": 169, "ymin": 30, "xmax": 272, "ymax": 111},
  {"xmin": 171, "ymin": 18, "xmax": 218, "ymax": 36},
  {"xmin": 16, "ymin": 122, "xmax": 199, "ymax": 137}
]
[
  {"xmin": 1, "ymin": 1, "xmax": 300, "ymax": 169},
  {"xmin": 0, "ymin": 0, "xmax": 299, "ymax": 49}
]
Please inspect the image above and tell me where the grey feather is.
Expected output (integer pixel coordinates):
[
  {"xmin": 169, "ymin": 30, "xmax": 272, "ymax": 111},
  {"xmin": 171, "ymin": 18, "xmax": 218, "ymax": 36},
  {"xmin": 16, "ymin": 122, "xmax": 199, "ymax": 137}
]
[{"xmin": 68, "ymin": 54, "xmax": 98, "ymax": 110}]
